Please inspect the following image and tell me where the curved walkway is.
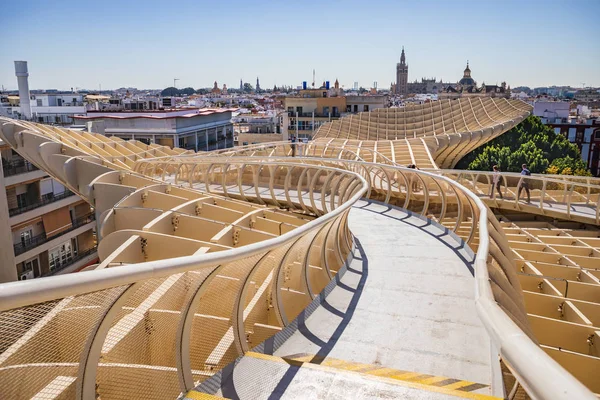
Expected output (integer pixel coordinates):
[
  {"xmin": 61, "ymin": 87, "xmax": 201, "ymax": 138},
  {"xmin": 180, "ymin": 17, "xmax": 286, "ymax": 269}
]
[{"xmin": 189, "ymin": 201, "xmax": 500, "ymax": 399}]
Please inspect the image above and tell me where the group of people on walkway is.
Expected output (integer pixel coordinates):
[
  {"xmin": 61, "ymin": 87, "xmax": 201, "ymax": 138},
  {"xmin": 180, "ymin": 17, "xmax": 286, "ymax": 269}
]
[{"xmin": 491, "ymin": 163, "xmax": 531, "ymax": 203}]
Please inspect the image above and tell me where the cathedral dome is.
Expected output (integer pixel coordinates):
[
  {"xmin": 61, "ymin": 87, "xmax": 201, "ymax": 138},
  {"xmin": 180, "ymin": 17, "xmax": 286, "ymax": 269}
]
[{"xmin": 458, "ymin": 62, "xmax": 475, "ymax": 86}]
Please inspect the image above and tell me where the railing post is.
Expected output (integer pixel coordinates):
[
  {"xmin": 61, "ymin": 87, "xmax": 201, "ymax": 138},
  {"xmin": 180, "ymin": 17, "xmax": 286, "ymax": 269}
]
[
  {"xmin": 566, "ymin": 184, "xmax": 574, "ymax": 219},
  {"xmin": 540, "ymin": 180, "xmax": 547, "ymax": 214}
]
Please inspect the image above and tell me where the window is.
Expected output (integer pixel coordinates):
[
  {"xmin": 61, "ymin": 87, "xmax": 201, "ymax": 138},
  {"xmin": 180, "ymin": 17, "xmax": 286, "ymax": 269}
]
[
  {"xmin": 17, "ymin": 193, "xmax": 28, "ymax": 209},
  {"xmin": 353, "ymin": 105, "xmax": 358, "ymax": 113},
  {"xmin": 287, "ymin": 107, "xmax": 293, "ymax": 114},
  {"xmin": 36, "ymin": 99, "xmax": 42, "ymax": 107},
  {"xmin": 346, "ymin": 105, "xmax": 352, "ymax": 113},
  {"xmin": 72, "ymin": 98, "xmax": 77, "ymax": 103},
  {"xmin": 20, "ymin": 258, "xmax": 39, "ymax": 280},
  {"xmin": 24, "ymin": 258, "xmax": 39, "ymax": 273},
  {"xmin": 20, "ymin": 229, "xmax": 32, "ymax": 246},
  {"xmin": 364, "ymin": 105, "xmax": 369, "ymax": 112},
  {"xmin": 295, "ymin": 107, "xmax": 303, "ymax": 115},
  {"xmin": 595, "ymin": 130, "xmax": 600, "ymax": 139},
  {"xmin": 49, "ymin": 241, "xmax": 74, "ymax": 272},
  {"xmin": 323, "ymin": 107, "xmax": 330, "ymax": 116},
  {"xmin": 57, "ymin": 98, "xmax": 62, "ymax": 106}
]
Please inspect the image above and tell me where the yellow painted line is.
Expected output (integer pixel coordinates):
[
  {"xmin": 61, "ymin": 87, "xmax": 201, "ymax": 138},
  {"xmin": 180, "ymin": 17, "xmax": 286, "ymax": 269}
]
[
  {"xmin": 417, "ymin": 375, "xmax": 454, "ymax": 385},
  {"xmin": 444, "ymin": 380, "xmax": 482, "ymax": 391},
  {"xmin": 389, "ymin": 371, "xmax": 424, "ymax": 380},
  {"xmin": 369, "ymin": 367, "xmax": 406, "ymax": 377},
  {"xmin": 184, "ymin": 391, "xmax": 228, "ymax": 400},
  {"xmin": 244, "ymin": 352, "xmax": 500, "ymax": 400}
]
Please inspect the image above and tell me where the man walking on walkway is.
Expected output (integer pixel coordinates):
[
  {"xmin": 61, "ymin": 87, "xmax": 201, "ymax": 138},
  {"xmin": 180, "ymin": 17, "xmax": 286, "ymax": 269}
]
[
  {"xmin": 517, "ymin": 163, "xmax": 531, "ymax": 203},
  {"xmin": 491, "ymin": 165, "xmax": 503, "ymax": 199},
  {"xmin": 290, "ymin": 135, "xmax": 297, "ymax": 157}
]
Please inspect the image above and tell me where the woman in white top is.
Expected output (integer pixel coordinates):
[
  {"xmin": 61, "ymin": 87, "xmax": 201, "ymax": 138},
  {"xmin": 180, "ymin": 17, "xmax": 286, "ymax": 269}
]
[{"xmin": 491, "ymin": 165, "xmax": 503, "ymax": 199}]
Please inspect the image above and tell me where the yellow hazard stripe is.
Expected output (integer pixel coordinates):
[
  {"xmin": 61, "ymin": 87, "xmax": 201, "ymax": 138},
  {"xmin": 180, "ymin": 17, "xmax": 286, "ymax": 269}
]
[
  {"xmin": 245, "ymin": 352, "xmax": 500, "ymax": 400},
  {"xmin": 184, "ymin": 391, "xmax": 228, "ymax": 400}
]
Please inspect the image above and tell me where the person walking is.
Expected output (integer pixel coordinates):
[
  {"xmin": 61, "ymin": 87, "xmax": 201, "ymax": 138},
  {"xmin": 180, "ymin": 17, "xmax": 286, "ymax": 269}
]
[
  {"xmin": 290, "ymin": 135, "xmax": 297, "ymax": 157},
  {"xmin": 491, "ymin": 165, "xmax": 503, "ymax": 199},
  {"xmin": 517, "ymin": 163, "xmax": 531, "ymax": 203}
]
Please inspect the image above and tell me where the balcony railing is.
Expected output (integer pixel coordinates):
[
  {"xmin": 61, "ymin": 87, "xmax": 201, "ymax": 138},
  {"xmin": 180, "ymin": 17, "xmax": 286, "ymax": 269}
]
[
  {"xmin": 42, "ymin": 246, "xmax": 98, "ymax": 277},
  {"xmin": 13, "ymin": 213, "xmax": 96, "ymax": 256},
  {"xmin": 2, "ymin": 158, "xmax": 39, "ymax": 177},
  {"xmin": 288, "ymin": 112, "xmax": 341, "ymax": 118},
  {"xmin": 9, "ymin": 190, "xmax": 76, "ymax": 217}
]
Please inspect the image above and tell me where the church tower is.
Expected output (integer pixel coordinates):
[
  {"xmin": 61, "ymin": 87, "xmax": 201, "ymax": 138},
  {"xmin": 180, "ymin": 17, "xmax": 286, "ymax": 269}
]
[
  {"xmin": 395, "ymin": 47, "xmax": 408, "ymax": 95},
  {"xmin": 256, "ymin": 77, "xmax": 261, "ymax": 92}
]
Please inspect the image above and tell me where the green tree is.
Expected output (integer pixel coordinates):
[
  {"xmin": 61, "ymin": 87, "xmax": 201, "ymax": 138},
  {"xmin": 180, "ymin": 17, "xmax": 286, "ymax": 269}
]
[
  {"xmin": 456, "ymin": 115, "xmax": 589, "ymax": 175},
  {"xmin": 547, "ymin": 156, "xmax": 591, "ymax": 176},
  {"xmin": 179, "ymin": 87, "xmax": 195, "ymax": 95},
  {"xmin": 161, "ymin": 87, "xmax": 179, "ymax": 96},
  {"xmin": 243, "ymin": 83, "xmax": 254, "ymax": 93}
]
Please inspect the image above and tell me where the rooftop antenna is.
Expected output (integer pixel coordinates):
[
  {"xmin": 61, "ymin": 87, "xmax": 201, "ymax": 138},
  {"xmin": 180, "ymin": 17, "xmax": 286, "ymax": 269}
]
[
  {"xmin": 312, "ymin": 69, "xmax": 315, "ymax": 88},
  {"xmin": 174, "ymin": 78, "xmax": 180, "ymax": 89},
  {"xmin": 581, "ymin": 82, "xmax": 586, "ymax": 88}
]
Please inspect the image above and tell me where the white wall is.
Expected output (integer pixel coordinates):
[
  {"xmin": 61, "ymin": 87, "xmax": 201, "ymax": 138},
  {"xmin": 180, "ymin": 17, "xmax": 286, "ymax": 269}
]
[{"xmin": 533, "ymin": 101, "xmax": 569, "ymax": 119}]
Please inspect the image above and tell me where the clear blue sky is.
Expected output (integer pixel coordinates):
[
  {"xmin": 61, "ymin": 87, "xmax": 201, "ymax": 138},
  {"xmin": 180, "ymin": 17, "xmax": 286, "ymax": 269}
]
[{"xmin": 1, "ymin": 0, "xmax": 599, "ymax": 91}]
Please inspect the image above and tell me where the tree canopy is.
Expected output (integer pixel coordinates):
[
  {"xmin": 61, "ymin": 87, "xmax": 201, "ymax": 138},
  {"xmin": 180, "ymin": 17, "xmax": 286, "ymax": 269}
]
[
  {"xmin": 455, "ymin": 115, "xmax": 590, "ymax": 176},
  {"xmin": 160, "ymin": 87, "xmax": 179, "ymax": 97},
  {"xmin": 243, "ymin": 83, "xmax": 254, "ymax": 93},
  {"xmin": 160, "ymin": 87, "xmax": 198, "ymax": 96}
]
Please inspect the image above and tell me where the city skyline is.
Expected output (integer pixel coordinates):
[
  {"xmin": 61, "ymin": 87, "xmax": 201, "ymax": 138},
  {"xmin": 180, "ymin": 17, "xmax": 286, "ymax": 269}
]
[{"xmin": 1, "ymin": 0, "xmax": 599, "ymax": 91}]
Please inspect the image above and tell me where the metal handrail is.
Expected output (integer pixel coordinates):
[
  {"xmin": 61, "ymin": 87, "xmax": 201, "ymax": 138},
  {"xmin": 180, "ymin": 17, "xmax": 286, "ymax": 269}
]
[
  {"xmin": 42, "ymin": 246, "xmax": 99, "ymax": 277},
  {"xmin": 2, "ymin": 157, "xmax": 39, "ymax": 176},
  {"xmin": 9, "ymin": 190, "xmax": 75, "ymax": 217},
  {"xmin": 13, "ymin": 213, "xmax": 95, "ymax": 256}
]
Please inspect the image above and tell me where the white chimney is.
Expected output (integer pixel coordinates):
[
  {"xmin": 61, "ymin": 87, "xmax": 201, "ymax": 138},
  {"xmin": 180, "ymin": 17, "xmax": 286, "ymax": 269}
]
[{"xmin": 14, "ymin": 61, "xmax": 32, "ymax": 119}]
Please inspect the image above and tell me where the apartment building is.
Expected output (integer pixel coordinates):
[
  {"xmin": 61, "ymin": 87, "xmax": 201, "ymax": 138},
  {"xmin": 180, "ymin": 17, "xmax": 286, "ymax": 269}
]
[
  {"xmin": 534, "ymin": 101, "xmax": 600, "ymax": 176},
  {"xmin": 73, "ymin": 108, "xmax": 235, "ymax": 151},
  {"xmin": 0, "ymin": 143, "xmax": 98, "ymax": 282},
  {"xmin": 0, "ymin": 93, "xmax": 86, "ymax": 125},
  {"xmin": 284, "ymin": 87, "xmax": 387, "ymax": 140}
]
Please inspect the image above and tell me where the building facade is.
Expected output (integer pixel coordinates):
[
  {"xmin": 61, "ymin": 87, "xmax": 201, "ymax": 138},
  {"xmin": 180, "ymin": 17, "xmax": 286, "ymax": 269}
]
[
  {"xmin": 73, "ymin": 108, "xmax": 235, "ymax": 151},
  {"xmin": 0, "ymin": 144, "xmax": 98, "ymax": 282},
  {"xmin": 534, "ymin": 101, "xmax": 600, "ymax": 176},
  {"xmin": 0, "ymin": 60, "xmax": 97, "ymax": 283},
  {"xmin": 1, "ymin": 92, "xmax": 86, "ymax": 125},
  {"xmin": 284, "ymin": 85, "xmax": 387, "ymax": 140}
]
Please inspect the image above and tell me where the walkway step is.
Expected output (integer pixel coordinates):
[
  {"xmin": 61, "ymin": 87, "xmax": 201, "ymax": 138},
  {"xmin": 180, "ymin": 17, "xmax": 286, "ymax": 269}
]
[
  {"xmin": 222, "ymin": 351, "xmax": 500, "ymax": 399},
  {"xmin": 280, "ymin": 352, "xmax": 491, "ymax": 393}
]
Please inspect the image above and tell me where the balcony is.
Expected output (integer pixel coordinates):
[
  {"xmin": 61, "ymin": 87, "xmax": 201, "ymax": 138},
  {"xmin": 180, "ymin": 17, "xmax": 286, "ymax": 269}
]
[
  {"xmin": 9, "ymin": 190, "xmax": 75, "ymax": 217},
  {"xmin": 2, "ymin": 158, "xmax": 38, "ymax": 177},
  {"xmin": 14, "ymin": 213, "xmax": 95, "ymax": 256},
  {"xmin": 42, "ymin": 246, "xmax": 98, "ymax": 277},
  {"xmin": 288, "ymin": 112, "xmax": 341, "ymax": 118}
]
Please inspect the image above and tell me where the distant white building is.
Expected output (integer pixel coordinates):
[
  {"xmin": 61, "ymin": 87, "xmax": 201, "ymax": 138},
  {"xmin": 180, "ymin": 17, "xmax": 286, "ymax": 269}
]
[
  {"xmin": 1, "ymin": 93, "xmax": 86, "ymax": 125},
  {"xmin": 72, "ymin": 108, "xmax": 235, "ymax": 151},
  {"xmin": 533, "ymin": 101, "xmax": 570, "ymax": 121}
]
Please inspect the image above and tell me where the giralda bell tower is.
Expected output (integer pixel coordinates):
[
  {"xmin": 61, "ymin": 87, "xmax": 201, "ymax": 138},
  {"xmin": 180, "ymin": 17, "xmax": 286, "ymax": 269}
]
[{"xmin": 396, "ymin": 47, "xmax": 408, "ymax": 95}]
